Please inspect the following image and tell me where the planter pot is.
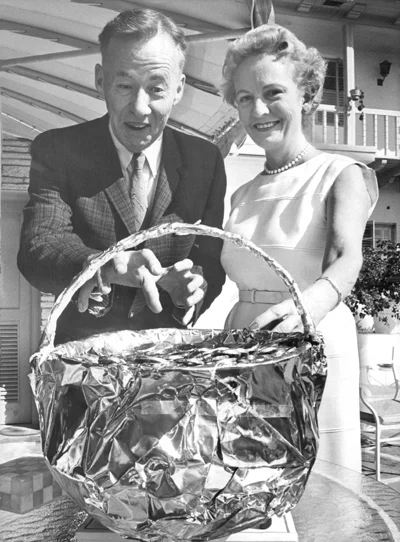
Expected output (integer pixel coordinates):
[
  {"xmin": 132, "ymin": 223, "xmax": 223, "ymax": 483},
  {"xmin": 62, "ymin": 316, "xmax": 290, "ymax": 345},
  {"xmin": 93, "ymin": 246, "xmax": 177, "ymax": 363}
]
[
  {"xmin": 355, "ymin": 313, "xmax": 375, "ymax": 333},
  {"xmin": 374, "ymin": 308, "xmax": 400, "ymax": 334},
  {"xmin": 354, "ymin": 304, "xmax": 375, "ymax": 333}
]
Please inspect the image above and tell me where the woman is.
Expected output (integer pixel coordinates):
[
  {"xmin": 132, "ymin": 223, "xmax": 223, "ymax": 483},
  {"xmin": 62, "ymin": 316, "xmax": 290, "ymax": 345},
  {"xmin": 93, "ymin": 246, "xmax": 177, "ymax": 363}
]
[{"xmin": 221, "ymin": 24, "xmax": 378, "ymax": 471}]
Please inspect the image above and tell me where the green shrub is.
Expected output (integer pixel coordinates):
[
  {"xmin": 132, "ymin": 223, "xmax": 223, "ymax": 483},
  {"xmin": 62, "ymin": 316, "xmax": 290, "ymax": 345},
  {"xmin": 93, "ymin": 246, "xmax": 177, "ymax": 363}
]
[{"xmin": 345, "ymin": 240, "xmax": 400, "ymax": 323}]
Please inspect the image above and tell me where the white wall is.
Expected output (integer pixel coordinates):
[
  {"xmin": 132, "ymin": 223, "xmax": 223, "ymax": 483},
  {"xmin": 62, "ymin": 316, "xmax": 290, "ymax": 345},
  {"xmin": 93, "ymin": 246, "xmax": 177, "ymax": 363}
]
[
  {"xmin": 355, "ymin": 54, "xmax": 400, "ymax": 112},
  {"xmin": 278, "ymin": 14, "xmax": 343, "ymax": 57},
  {"xmin": 353, "ymin": 24, "xmax": 400, "ymax": 114},
  {"xmin": 370, "ymin": 182, "xmax": 400, "ymax": 240}
]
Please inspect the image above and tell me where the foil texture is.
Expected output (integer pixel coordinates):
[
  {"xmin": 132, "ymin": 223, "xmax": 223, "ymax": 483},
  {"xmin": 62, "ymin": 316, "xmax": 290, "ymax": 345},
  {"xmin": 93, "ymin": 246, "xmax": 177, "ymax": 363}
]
[{"xmin": 30, "ymin": 328, "xmax": 326, "ymax": 541}]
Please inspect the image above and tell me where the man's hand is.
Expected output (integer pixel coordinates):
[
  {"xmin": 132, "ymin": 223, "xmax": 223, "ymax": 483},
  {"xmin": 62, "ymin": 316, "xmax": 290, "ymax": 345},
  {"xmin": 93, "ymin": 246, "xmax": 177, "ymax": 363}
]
[
  {"xmin": 77, "ymin": 249, "xmax": 164, "ymax": 314},
  {"xmin": 157, "ymin": 259, "xmax": 205, "ymax": 310}
]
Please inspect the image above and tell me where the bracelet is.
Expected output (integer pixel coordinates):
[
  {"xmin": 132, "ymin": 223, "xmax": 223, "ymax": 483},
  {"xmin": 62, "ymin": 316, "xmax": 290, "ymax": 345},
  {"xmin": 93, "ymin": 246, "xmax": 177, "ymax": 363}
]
[{"xmin": 316, "ymin": 275, "xmax": 342, "ymax": 309}]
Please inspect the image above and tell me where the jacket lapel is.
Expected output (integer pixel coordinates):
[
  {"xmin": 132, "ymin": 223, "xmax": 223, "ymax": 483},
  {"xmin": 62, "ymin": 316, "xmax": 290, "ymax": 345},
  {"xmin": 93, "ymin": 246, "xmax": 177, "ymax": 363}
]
[
  {"xmin": 97, "ymin": 117, "xmax": 139, "ymax": 235},
  {"xmin": 99, "ymin": 123, "xmax": 187, "ymax": 236},
  {"xmin": 149, "ymin": 128, "xmax": 186, "ymax": 226}
]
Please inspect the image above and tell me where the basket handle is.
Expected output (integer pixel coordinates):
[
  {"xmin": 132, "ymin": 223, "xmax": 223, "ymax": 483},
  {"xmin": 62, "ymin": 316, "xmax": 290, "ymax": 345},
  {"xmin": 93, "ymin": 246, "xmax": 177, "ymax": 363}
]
[{"xmin": 38, "ymin": 222, "xmax": 315, "ymax": 354}]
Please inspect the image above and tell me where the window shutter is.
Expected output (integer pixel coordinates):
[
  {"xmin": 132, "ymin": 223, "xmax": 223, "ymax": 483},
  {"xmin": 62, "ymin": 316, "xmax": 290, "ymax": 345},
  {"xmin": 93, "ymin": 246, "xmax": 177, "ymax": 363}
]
[
  {"xmin": 316, "ymin": 58, "xmax": 345, "ymax": 127},
  {"xmin": 0, "ymin": 323, "xmax": 19, "ymax": 403},
  {"xmin": 363, "ymin": 221, "xmax": 375, "ymax": 249}
]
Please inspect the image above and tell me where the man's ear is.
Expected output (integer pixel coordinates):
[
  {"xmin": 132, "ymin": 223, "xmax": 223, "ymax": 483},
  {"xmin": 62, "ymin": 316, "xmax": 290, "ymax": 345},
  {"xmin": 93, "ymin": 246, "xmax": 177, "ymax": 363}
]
[
  {"xmin": 173, "ymin": 74, "xmax": 186, "ymax": 106},
  {"xmin": 94, "ymin": 64, "xmax": 105, "ymax": 96}
]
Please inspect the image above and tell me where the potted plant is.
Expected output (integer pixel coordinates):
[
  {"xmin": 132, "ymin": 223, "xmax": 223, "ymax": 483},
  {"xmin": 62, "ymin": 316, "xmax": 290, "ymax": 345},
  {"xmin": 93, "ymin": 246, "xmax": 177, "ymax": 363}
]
[{"xmin": 345, "ymin": 240, "xmax": 400, "ymax": 334}]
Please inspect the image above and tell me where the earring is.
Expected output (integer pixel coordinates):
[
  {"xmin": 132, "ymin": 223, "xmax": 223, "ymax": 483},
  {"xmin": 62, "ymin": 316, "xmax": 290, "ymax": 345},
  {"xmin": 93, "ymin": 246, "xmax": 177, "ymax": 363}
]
[{"xmin": 302, "ymin": 102, "xmax": 311, "ymax": 113}]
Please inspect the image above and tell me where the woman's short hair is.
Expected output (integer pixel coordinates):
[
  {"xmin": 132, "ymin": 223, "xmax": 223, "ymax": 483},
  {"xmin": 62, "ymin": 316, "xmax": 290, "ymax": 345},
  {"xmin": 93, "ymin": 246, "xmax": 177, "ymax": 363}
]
[
  {"xmin": 222, "ymin": 24, "xmax": 326, "ymax": 118},
  {"xmin": 98, "ymin": 9, "xmax": 187, "ymax": 69}
]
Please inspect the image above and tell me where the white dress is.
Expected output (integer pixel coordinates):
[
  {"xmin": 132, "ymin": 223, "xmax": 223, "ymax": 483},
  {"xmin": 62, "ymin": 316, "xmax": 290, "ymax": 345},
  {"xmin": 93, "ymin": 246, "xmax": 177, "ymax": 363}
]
[{"xmin": 221, "ymin": 152, "xmax": 378, "ymax": 472}]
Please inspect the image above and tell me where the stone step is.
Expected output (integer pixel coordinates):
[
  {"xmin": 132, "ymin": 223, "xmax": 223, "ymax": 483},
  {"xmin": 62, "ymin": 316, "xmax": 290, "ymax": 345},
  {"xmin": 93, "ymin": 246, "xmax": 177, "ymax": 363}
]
[{"xmin": 0, "ymin": 456, "xmax": 63, "ymax": 514}]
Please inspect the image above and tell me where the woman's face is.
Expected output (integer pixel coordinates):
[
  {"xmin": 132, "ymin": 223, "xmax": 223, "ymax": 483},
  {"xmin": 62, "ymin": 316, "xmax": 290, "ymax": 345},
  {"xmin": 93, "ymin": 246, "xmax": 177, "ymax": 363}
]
[{"xmin": 233, "ymin": 54, "xmax": 305, "ymax": 152}]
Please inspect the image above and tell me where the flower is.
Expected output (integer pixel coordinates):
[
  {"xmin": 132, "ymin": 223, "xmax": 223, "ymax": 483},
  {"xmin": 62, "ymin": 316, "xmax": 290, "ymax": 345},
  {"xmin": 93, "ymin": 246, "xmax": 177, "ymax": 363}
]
[{"xmin": 345, "ymin": 240, "xmax": 400, "ymax": 323}]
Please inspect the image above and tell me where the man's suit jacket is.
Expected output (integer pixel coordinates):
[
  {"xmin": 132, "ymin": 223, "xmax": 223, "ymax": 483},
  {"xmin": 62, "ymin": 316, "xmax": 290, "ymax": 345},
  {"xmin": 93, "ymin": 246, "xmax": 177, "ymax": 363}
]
[{"xmin": 18, "ymin": 115, "xmax": 227, "ymax": 343}]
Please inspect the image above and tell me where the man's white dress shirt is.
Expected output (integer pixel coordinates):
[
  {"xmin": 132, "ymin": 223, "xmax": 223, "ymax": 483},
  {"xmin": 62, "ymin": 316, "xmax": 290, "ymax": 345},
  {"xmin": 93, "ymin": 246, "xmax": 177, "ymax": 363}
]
[{"xmin": 109, "ymin": 124, "xmax": 162, "ymax": 208}]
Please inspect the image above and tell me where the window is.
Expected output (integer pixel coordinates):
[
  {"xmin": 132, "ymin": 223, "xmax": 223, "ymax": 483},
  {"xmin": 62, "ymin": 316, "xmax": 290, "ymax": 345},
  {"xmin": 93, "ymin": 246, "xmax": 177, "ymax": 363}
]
[
  {"xmin": 316, "ymin": 58, "xmax": 345, "ymax": 127},
  {"xmin": 363, "ymin": 221, "xmax": 397, "ymax": 248}
]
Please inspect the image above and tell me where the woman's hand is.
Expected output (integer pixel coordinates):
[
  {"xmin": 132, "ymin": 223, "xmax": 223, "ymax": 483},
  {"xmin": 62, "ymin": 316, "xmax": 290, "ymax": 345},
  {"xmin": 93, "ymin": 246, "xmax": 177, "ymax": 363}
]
[
  {"xmin": 248, "ymin": 282, "xmax": 339, "ymax": 333},
  {"xmin": 249, "ymin": 298, "xmax": 304, "ymax": 332}
]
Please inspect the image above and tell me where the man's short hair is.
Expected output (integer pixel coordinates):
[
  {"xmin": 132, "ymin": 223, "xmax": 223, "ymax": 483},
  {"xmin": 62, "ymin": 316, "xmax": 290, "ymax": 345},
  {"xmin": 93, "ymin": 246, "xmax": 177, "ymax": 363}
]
[{"xmin": 99, "ymin": 8, "xmax": 187, "ymax": 69}]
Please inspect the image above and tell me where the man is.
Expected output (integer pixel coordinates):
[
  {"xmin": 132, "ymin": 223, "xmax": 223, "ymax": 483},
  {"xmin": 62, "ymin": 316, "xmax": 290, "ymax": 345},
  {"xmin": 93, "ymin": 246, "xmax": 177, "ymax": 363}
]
[{"xmin": 18, "ymin": 9, "xmax": 226, "ymax": 344}]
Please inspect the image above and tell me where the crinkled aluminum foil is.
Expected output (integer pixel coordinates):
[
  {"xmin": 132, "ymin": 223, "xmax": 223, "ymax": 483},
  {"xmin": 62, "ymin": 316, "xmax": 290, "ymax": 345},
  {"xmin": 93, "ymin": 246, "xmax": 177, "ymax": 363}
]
[{"xmin": 30, "ymin": 328, "xmax": 326, "ymax": 541}]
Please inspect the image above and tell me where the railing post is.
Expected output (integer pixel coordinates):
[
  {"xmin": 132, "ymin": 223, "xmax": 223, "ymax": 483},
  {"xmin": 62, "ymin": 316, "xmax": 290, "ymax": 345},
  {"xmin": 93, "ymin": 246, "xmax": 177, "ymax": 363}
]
[
  {"xmin": 384, "ymin": 115, "xmax": 389, "ymax": 156},
  {"xmin": 334, "ymin": 112, "xmax": 339, "ymax": 145},
  {"xmin": 343, "ymin": 24, "xmax": 356, "ymax": 146},
  {"xmin": 362, "ymin": 115, "xmax": 367, "ymax": 147},
  {"xmin": 322, "ymin": 110, "xmax": 327, "ymax": 143},
  {"xmin": 373, "ymin": 115, "xmax": 378, "ymax": 149}
]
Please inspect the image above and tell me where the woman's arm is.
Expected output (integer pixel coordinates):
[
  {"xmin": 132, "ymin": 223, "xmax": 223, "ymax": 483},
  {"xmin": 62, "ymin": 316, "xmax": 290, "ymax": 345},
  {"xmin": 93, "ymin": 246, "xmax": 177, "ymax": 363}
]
[{"xmin": 250, "ymin": 163, "xmax": 371, "ymax": 332}]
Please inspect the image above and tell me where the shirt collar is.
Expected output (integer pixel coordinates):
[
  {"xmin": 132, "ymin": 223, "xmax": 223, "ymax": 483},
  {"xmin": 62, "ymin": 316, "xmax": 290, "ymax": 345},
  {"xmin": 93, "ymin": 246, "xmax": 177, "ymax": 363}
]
[{"xmin": 109, "ymin": 123, "xmax": 162, "ymax": 178}]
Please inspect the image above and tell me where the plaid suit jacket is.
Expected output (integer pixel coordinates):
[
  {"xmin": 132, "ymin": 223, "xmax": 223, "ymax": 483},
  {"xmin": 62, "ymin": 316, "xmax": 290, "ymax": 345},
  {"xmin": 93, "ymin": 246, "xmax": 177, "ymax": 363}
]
[{"xmin": 18, "ymin": 115, "xmax": 226, "ymax": 342}]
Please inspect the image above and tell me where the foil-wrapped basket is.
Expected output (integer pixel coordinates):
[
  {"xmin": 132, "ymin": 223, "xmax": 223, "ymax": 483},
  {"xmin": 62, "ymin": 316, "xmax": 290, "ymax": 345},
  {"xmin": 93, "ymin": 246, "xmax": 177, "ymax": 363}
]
[{"xmin": 30, "ymin": 223, "xmax": 327, "ymax": 541}]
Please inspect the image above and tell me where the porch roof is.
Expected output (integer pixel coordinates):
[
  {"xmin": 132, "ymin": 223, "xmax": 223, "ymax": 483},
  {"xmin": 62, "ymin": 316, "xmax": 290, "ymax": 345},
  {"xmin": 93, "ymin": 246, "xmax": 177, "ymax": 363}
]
[{"xmin": 1, "ymin": 0, "xmax": 399, "ymax": 154}]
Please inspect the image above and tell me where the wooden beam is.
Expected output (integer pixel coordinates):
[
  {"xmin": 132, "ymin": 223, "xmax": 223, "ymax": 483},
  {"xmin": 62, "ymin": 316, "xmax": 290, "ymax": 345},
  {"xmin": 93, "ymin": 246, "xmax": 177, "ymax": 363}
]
[
  {"xmin": 186, "ymin": 29, "xmax": 249, "ymax": 43},
  {"xmin": 1, "ymin": 111, "xmax": 41, "ymax": 134},
  {"xmin": 0, "ymin": 88, "xmax": 86, "ymax": 124},
  {"xmin": 184, "ymin": 75, "xmax": 220, "ymax": 96},
  {"xmin": 0, "ymin": 87, "xmax": 223, "ymax": 139},
  {"xmin": 275, "ymin": 3, "xmax": 400, "ymax": 30},
  {"xmin": 5, "ymin": 66, "xmax": 220, "ymax": 99},
  {"xmin": 3, "ymin": 67, "xmax": 103, "ymax": 100},
  {"xmin": 0, "ymin": 19, "xmax": 96, "ymax": 50},
  {"xmin": 345, "ymin": 2, "xmax": 367, "ymax": 20},
  {"xmin": 297, "ymin": 1, "xmax": 316, "ymax": 13},
  {"xmin": 0, "ymin": 48, "xmax": 99, "ymax": 69},
  {"xmin": 167, "ymin": 119, "xmax": 212, "ymax": 141},
  {"xmin": 71, "ymin": 0, "xmax": 229, "ymax": 33}
]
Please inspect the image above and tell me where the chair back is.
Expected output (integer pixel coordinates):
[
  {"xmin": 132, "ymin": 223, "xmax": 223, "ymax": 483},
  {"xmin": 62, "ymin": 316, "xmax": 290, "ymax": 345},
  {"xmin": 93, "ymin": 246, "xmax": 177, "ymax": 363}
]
[
  {"xmin": 392, "ymin": 342, "xmax": 400, "ymax": 402},
  {"xmin": 358, "ymin": 334, "xmax": 399, "ymax": 411}
]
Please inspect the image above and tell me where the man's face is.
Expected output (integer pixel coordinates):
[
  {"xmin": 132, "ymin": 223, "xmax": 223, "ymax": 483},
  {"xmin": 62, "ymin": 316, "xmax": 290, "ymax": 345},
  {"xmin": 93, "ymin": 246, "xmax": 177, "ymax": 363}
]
[{"xmin": 95, "ymin": 33, "xmax": 185, "ymax": 153}]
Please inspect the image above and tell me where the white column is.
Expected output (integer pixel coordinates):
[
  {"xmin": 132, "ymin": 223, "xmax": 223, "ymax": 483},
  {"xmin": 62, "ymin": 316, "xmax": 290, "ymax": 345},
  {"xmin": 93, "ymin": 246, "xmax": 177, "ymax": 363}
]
[{"xmin": 343, "ymin": 24, "xmax": 356, "ymax": 146}]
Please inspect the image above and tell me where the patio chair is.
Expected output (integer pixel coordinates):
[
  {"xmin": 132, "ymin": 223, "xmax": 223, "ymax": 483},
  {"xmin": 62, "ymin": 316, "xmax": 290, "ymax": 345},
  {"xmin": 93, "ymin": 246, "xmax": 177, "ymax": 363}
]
[
  {"xmin": 359, "ymin": 342, "xmax": 400, "ymax": 481},
  {"xmin": 394, "ymin": 346, "xmax": 400, "ymax": 402}
]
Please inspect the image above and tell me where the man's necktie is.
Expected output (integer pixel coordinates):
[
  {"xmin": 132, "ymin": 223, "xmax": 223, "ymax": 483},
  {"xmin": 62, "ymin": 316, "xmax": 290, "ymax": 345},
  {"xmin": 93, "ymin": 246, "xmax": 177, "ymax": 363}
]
[
  {"xmin": 87, "ymin": 153, "xmax": 148, "ymax": 318},
  {"xmin": 128, "ymin": 152, "xmax": 147, "ymax": 231}
]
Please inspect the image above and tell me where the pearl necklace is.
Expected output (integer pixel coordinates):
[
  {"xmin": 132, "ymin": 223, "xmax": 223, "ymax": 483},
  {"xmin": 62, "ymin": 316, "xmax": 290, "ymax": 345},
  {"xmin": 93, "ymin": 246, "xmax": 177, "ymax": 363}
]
[{"xmin": 264, "ymin": 144, "xmax": 310, "ymax": 175}]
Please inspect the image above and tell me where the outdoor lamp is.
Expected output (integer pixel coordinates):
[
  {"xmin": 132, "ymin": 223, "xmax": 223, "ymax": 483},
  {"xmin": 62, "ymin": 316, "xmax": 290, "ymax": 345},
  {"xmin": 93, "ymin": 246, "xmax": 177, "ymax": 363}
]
[{"xmin": 378, "ymin": 60, "xmax": 392, "ymax": 86}]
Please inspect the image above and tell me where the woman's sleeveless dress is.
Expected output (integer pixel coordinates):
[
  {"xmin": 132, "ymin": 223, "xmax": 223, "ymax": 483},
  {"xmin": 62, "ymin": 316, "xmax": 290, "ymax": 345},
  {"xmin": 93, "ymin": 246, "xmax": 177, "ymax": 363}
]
[{"xmin": 221, "ymin": 152, "xmax": 378, "ymax": 472}]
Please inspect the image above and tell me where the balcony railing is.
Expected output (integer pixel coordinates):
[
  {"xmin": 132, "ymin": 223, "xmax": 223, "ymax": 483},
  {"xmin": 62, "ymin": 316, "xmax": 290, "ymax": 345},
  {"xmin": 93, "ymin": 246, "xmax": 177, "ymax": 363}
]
[{"xmin": 309, "ymin": 104, "xmax": 400, "ymax": 159}]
